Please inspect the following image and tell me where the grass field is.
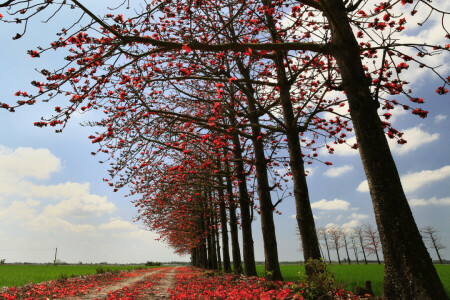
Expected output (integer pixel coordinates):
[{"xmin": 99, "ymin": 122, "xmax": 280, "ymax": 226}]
[
  {"xmin": 256, "ymin": 264, "xmax": 450, "ymax": 296},
  {"xmin": 0, "ymin": 265, "xmax": 160, "ymax": 287}
]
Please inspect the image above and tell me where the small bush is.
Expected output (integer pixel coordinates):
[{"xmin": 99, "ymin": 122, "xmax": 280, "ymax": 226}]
[
  {"xmin": 292, "ymin": 258, "xmax": 337, "ymax": 300},
  {"xmin": 57, "ymin": 273, "xmax": 68, "ymax": 282},
  {"xmin": 145, "ymin": 261, "xmax": 161, "ymax": 266},
  {"xmin": 96, "ymin": 267, "xmax": 111, "ymax": 274}
]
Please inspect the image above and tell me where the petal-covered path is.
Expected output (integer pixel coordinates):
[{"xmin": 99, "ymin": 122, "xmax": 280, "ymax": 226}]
[{"xmin": 68, "ymin": 267, "xmax": 178, "ymax": 299}]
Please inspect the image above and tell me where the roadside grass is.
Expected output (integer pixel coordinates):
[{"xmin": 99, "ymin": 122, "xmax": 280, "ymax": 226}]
[
  {"xmin": 256, "ymin": 264, "xmax": 450, "ymax": 297},
  {"xmin": 0, "ymin": 265, "xmax": 160, "ymax": 287}
]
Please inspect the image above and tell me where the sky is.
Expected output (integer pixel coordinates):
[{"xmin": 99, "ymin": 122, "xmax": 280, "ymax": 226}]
[{"xmin": 0, "ymin": 1, "xmax": 449, "ymax": 265}]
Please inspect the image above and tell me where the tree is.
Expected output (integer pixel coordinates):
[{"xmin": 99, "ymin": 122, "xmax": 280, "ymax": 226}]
[
  {"xmin": 317, "ymin": 227, "xmax": 332, "ymax": 265},
  {"xmin": 1, "ymin": 0, "xmax": 449, "ymax": 297},
  {"xmin": 341, "ymin": 228, "xmax": 352, "ymax": 265},
  {"xmin": 354, "ymin": 226, "xmax": 368, "ymax": 265},
  {"xmin": 327, "ymin": 225, "xmax": 343, "ymax": 264},
  {"xmin": 364, "ymin": 223, "xmax": 381, "ymax": 265},
  {"xmin": 349, "ymin": 230, "xmax": 360, "ymax": 264},
  {"xmin": 421, "ymin": 226, "xmax": 446, "ymax": 264}
]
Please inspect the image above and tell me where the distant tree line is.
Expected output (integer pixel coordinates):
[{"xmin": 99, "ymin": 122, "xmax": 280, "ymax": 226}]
[{"xmin": 315, "ymin": 224, "xmax": 446, "ymax": 265}]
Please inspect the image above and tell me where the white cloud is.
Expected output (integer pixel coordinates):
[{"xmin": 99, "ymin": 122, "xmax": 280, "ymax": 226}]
[
  {"xmin": 342, "ymin": 220, "xmax": 360, "ymax": 229},
  {"xmin": 435, "ymin": 114, "xmax": 447, "ymax": 123},
  {"xmin": 349, "ymin": 213, "xmax": 369, "ymax": 221},
  {"xmin": 0, "ymin": 146, "xmax": 60, "ymax": 180},
  {"xmin": 99, "ymin": 218, "xmax": 136, "ymax": 231},
  {"xmin": 323, "ymin": 165, "xmax": 353, "ymax": 177},
  {"xmin": 42, "ymin": 193, "xmax": 116, "ymax": 218},
  {"xmin": 409, "ymin": 197, "xmax": 450, "ymax": 207},
  {"xmin": 357, "ymin": 165, "xmax": 450, "ymax": 193},
  {"xmin": 341, "ymin": 213, "xmax": 369, "ymax": 228},
  {"xmin": 311, "ymin": 199, "xmax": 350, "ymax": 210},
  {"xmin": 388, "ymin": 125, "xmax": 439, "ymax": 155}
]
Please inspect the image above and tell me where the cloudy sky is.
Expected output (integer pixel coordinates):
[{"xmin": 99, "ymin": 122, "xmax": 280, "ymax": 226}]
[{"xmin": 0, "ymin": 1, "xmax": 449, "ymax": 264}]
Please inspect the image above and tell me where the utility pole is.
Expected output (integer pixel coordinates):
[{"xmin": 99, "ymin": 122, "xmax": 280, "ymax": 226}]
[{"xmin": 54, "ymin": 247, "xmax": 58, "ymax": 266}]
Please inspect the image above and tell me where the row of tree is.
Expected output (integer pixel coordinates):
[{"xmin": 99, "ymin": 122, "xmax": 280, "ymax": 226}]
[
  {"xmin": 1, "ymin": 0, "xmax": 448, "ymax": 298},
  {"xmin": 316, "ymin": 224, "xmax": 446, "ymax": 265}
]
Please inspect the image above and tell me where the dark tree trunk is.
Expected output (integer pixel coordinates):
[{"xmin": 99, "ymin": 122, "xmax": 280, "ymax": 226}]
[
  {"xmin": 215, "ymin": 212, "xmax": 222, "ymax": 271},
  {"xmin": 235, "ymin": 59, "xmax": 282, "ymax": 281},
  {"xmin": 231, "ymin": 130, "xmax": 257, "ymax": 276},
  {"xmin": 336, "ymin": 248, "xmax": 341, "ymax": 265},
  {"xmin": 344, "ymin": 238, "xmax": 351, "ymax": 265},
  {"xmin": 324, "ymin": 236, "xmax": 332, "ymax": 265},
  {"xmin": 352, "ymin": 240, "xmax": 360, "ymax": 264},
  {"xmin": 218, "ymin": 179, "xmax": 232, "ymax": 273},
  {"xmin": 359, "ymin": 236, "xmax": 368, "ymax": 265},
  {"xmin": 263, "ymin": 4, "xmax": 322, "ymax": 270},
  {"xmin": 250, "ymin": 129, "xmax": 283, "ymax": 280},
  {"xmin": 198, "ymin": 207, "xmax": 208, "ymax": 268},
  {"xmin": 435, "ymin": 247, "xmax": 443, "ymax": 265},
  {"xmin": 191, "ymin": 247, "xmax": 197, "ymax": 267},
  {"xmin": 225, "ymin": 164, "xmax": 243, "ymax": 275},
  {"xmin": 320, "ymin": 0, "xmax": 447, "ymax": 298}
]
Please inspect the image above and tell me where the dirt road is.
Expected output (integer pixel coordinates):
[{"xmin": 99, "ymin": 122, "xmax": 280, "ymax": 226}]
[{"xmin": 68, "ymin": 266, "xmax": 179, "ymax": 299}]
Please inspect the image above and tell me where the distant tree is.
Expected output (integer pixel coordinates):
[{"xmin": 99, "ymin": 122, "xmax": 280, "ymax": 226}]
[
  {"xmin": 349, "ymin": 231, "xmax": 360, "ymax": 264},
  {"xmin": 341, "ymin": 228, "xmax": 352, "ymax": 265},
  {"xmin": 421, "ymin": 226, "xmax": 446, "ymax": 264},
  {"xmin": 364, "ymin": 224, "xmax": 381, "ymax": 264},
  {"xmin": 0, "ymin": 259, "xmax": 5, "ymax": 265},
  {"xmin": 327, "ymin": 225, "xmax": 343, "ymax": 265},
  {"xmin": 317, "ymin": 227, "xmax": 332, "ymax": 265},
  {"xmin": 354, "ymin": 226, "xmax": 368, "ymax": 264}
]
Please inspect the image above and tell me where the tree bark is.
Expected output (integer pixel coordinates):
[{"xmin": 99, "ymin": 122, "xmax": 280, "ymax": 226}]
[
  {"xmin": 231, "ymin": 130, "xmax": 257, "ymax": 276},
  {"xmin": 218, "ymin": 179, "xmax": 232, "ymax": 273},
  {"xmin": 320, "ymin": 0, "xmax": 447, "ymax": 298},
  {"xmin": 264, "ymin": 1, "xmax": 322, "ymax": 271},
  {"xmin": 343, "ymin": 237, "xmax": 352, "ymax": 265},
  {"xmin": 225, "ymin": 164, "xmax": 244, "ymax": 275}
]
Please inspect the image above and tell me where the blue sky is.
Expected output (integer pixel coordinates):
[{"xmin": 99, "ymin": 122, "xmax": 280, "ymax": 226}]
[{"xmin": 0, "ymin": 1, "xmax": 449, "ymax": 264}]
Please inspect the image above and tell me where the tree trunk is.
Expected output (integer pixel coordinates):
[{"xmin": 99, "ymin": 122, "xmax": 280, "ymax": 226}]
[
  {"xmin": 225, "ymin": 165, "xmax": 243, "ymax": 275},
  {"xmin": 215, "ymin": 211, "xmax": 222, "ymax": 271},
  {"xmin": 263, "ymin": 0, "xmax": 322, "ymax": 272},
  {"xmin": 218, "ymin": 179, "xmax": 232, "ymax": 273},
  {"xmin": 234, "ymin": 58, "xmax": 282, "ymax": 281},
  {"xmin": 344, "ymin": 239, "xmax": 352, "ymax": 265},
  {"xmin": 324, "ymin": 237, "xmax": 332, "ymax": 265},
  {"xmin": 359, "ymin": 236, "xmax": 368, "ymax": 265},
  {"xmin": 320, "ymin": 0, "xmax": 447, "ymax": 298},
  {"xmin": 249, "ymin": 121, "xmax": 283, "ymax": 280},
  {"xmin": 336, "ymin": 248, "xmax": 341, "ymax": 265},
  {"xmin": 231, "ymin": 130, "xmax": 257, "ymax": 276}
]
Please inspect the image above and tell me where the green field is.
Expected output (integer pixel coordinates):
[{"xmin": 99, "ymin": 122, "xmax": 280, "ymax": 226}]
[
  {"xmin": 256, "ymin": 264, "xmax": 450, "ymax": 296},
  {"xmin": 0, "ymin": 265, "xmax": 159, "ymax": 287}
]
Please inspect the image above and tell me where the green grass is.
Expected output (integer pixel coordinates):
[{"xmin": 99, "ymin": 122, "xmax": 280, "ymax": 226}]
[
  {"xmin": 256, "ymin": 264, "xmax": 450, "ymax": 297},
  {"xmin": 0, "ymin": 265, "xmax": 160, "ymax": 287}
]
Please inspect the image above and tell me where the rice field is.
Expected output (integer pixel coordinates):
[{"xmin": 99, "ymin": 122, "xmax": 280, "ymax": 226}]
[
  {"xmin": 0, "ymin": 265, "xmax": 159, "ymax": 287},
  {"xmin": 256, "ymin": 264, "xmax": 450, "ymax": 296}
]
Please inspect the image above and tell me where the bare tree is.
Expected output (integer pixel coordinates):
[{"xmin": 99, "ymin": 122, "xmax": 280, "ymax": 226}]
[
  {"xmin": 421, "ymin": 226, "xmax": 446, "ymax": 264},
  {"xmin": 354, "ymin": 226, "xmax": 368, "ymax": 264},
  {"xmin": 349, "ymin": 230, "xmax": 360, "ymax": 264},
  {"xmin": 341, "ymin": 228, "xmax": 352, "ymax": 265},
  {"xmin": 364, "ymin": 224, "xmax": 381, "ymax": 264},
  {"xmin": 327, "ymin": 225, "xmax": 343, "ymax": 265},
  {"xmin": 317, "ymin": 227, "xmax": 332, "ymax": 265}
]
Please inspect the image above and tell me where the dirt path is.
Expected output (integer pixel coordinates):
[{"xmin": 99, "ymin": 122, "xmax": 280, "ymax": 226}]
[
  {"xmin": 68, "ymin": 267, "xmax": 179, "ymax": 299},
  {"xmin": 148, "ymin": 266, "xmax": 178, "ymax": 298}
]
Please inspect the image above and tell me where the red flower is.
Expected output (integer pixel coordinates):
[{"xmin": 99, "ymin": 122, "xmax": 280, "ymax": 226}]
[
  {"xmin": 182, "ymin": 44, "xmax": 191, "ymax": 53},
  {"xmin": 436, "ymin": 86, "xmax": 448, "ymax": 95}
]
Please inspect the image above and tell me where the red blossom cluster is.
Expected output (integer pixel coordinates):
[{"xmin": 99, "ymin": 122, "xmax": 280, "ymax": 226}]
[{"xmin": 0, "ymin": 269, "xmax": 155, "ymax": 300}]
